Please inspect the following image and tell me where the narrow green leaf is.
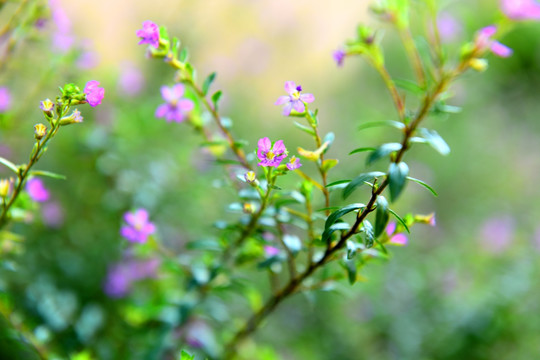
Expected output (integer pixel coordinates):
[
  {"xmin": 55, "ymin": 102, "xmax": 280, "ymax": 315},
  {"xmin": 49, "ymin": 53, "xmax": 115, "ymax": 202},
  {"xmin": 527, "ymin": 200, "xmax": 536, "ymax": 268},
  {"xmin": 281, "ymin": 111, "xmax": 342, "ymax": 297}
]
[
  {"xmin": 316, "ymin": 206, "xmax": 340, "ymax": 212},
  {"xmin": 394, "ymin": 78, "xmax": 424, "ymax": 95},
  {"xmin": 419, "ymin": 128, "xmax": 450, "ymax": 155},
  {"xmin": 349, "ymin": 147, "xmax": 376, "ymax": 155},
  {"xmin": 374, "ymin": 196, "xmax": 389, "ymax": 238},
  {"xmin": 0, "ymin": 157, "xmax": 19, "ymax": 174},
  {"xmin": 202, "ymin": 72, "xmax": 217, "ymax": 96},
  {"xmin": 29, "ymin": 170, "xmax": 66, "ymax": 180},
  {"xmin": 321, "ymin": 159, "xmax": 338, "ymax": 172},
  {"xmin": 358, "ymin": 120, "xmax": 405, "ymax": 131},
  {"xmin": 406, "ymin": 176, "xmax": 438, "ymax": 196},
  {"xmin": 347, "ymin": 240, "xmax": 358, "ymax": 259},
  {"xmin": 344, "ymin": 258, "xmax": 357, "ymax": 285},
  {"xmin": 388, "ymin": 209, "xmax": 410, "ymax": 234},
  {"xmin": 388, "ymin": 162, "xmax": 409, "ymax": 202},
  {"xmin": 326, "ymin": 179, "xmax": 351, "ymax": 188},
  {"xmin": 158, "ymin": 26, "xmax": 170, "ymax": 43},
  {"xmin": 367, "ymin": 143, "xmax": 402, "ymax": 165},
  {"xmin": 199, "ymin": 140, "xmax": 228, "ymax": 147},
  {"xmin": 215, "ymin": 159, "xmax": 242, "ymax": 166},
  {"xmin": 293, "ymin": 121, "xmax": 316, "ymax": 136},
  {"xmin": 343, "ymin": 171, "xmax": 385, "ymax": 200},
  {"xmin": 325, "ymin": 203, "xmax": 366, "ymax": 230},
  {"xmin": 363, "ymin": 220, "xmax": 374, "ymax": 248},
  {"xmin": 211, "ymin": 90, "xmax": 222, "ymax": 111},
  {"xmin": 179, "ymin": 48, "xmax": 189, "ymax": 62},
  {"xmin": 322, "ymin": 222, "xmax": 350, "ymax": 243}
]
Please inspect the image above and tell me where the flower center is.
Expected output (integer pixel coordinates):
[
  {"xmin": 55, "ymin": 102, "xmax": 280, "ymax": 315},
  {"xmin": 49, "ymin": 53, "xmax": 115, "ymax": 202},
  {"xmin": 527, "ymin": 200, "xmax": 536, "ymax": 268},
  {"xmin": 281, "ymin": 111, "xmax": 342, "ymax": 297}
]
[
  {"xmin": 267, "ymin": 151, "xmax": 276, "ymax": 160},
  {"xmin": 291, "ymin": 91, "xmax": 301, "ymax": 100}
]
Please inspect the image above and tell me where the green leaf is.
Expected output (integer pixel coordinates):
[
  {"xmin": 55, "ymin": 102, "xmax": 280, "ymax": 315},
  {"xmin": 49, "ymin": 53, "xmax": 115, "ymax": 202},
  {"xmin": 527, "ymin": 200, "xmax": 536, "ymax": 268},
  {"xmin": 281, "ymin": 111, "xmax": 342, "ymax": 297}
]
[
  {"xmin": 344, "ymin": 258, "xmax": 357, "ymax": 285},
  {"xmin": 215, "ymin": 159, "xmax": 243, "ymax": 166},
  {"xmin": 406, "ymin": 176, "xmax": 438, "ymax": 196},
  {"xmin": 349, "ymin": 146, "xmax": 376, "ymax": 155},
  {"xmin": 326, "ymin": 179, "xmax": 351, "ymax": 188},
  {"xmin": 293, "ymin": 121, "xmax": 316, "ymax": 136},
  {"xmin": 171, "ymin": 37, "xmax": 181, "ymax": 58},
  {"xmin": 363, "ymin": 220, "xmax": 374, "ymax": 248},
  {"xmin": 321, "ymin": 159, "xmax": 338, "ymax": 172},
  {"xmin": 367, "ymin": 143, "xmax": 402, "ymax": 165},
  {"xmin": 202, "ymin": 72, "xmax": 217, "ymax": 96},
  {"xmin": 419, "ymin": 128, "xmax": 450, "ymax": 155},
  {"xmin": 324, "ymin": 203, "xmax": 365, "ymax": 230},
  {"xmin": 358, "ymin": 120, "xmax": 405, "ymax": 131},
  {"xmin": 179, "ymin": 350, "xmax": 195, "ymax": 360},
  {"xmin": 0, "ymin": 157, "xmax": 18, "ymax": 174},
  {"xmin": 388, "ymin": 209, "xmax": 410, "ymax": 233},
  {"xmin": 179, "ymin": 48, "xmax": 189, "ymax": 62},
  {"xmin": 322, "ymin": 222, "xmax": 350, "ymax": 243},
  {"xmin": 374, "ymin": 196, "xmax": 389, "ymax": 238},
  {"xmin": 346, "ymin": 240, "xmax": 358, "ymax": 259},
  {"xmin": 29, "ymin": 170, "xmax": 66, "ymax": 180},
  {"xmin": 323, "ymin": 132, "xmax": 335, "ymax": 147},
  {"xmin": 199, "ymin": 140, "xmax": 228, "ymax": 147},
  {"xmin": 343, "ymin": 171, "xmax": 385, "ymax": 200},
  {"xmin": 211, "ymin": 90, "xmax": 222, "ymax": 111},
  {"xmin": 388, "ymin": 162, "xmax": 409, "ymax": 202},
  {"xmin": 158, "ymin": 26, "xmax": 170, "ymax": 43},
  {"xmin": 394, "ymin": 78, "xmax": 424, "ymax": 95}
]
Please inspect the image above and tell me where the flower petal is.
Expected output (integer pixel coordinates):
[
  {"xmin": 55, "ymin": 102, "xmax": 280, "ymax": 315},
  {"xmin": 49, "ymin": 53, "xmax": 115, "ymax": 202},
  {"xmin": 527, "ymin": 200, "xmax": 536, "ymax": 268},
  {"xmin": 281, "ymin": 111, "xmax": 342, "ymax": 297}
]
[
  {"xmin": 272, "ymin": 140, "xmax": 286, "ymax": 155},
  {"xmin": 292, "ymin": 100, "xmax": 305, "ymax": 113},
  {"xmin": 282, "ymin": 102, "xmax": 293, "ymax": 116},
  {"xmin": 258, "ymin": 137, "xmax": 271, "ymax": 152},
  {"xmin": 275, "ymin": 96, "xmax": 290, "ymax": 105},
  {"xmin": 284, "ymin": 81, "xmax": 297, "ymax": 95},
  {"xmin": 300, "ymin": 93, "xmax": 315, "ymax": 103},
  {"xmin": 491, "ymin": 41, "xmax": 513, "ymax": 57}
]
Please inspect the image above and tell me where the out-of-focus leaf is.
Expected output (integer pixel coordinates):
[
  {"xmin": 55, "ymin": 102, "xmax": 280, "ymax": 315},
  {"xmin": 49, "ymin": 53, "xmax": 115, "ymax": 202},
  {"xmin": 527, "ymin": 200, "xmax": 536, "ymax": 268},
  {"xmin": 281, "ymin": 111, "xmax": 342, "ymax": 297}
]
[
  {"xmin": 323, "ymin": 132, "xmax": 335, "ymax": 148},
  {"xmin": 388, "ymin": 209, "xmax": 410, "ymax": 233},
  {"xmin": 363, "ymin": 219, "xmax": 374, "ymax": 248},
  {"xmin": 406, "ymin": 176, "xmax": 438, "ymax": 196},
  {"xmin": 343, "ymin": 171, "xmax": 385, "ymax": 200},
  {"xmin": 394, "ymin": 78, "xmax": 424, "ymax": 95},
  {"xmin": 321, "ymin": 159, "xmax": 338, "ymax": 172},
  {"xmin": 324, "ymin": 203, "xmax": 365, "ymax": 230},
  {"xmin": 293, "ymin": 121, "xmax": 316, "ymax": 136},
  {"xmin": 349, "ymin": 146, "xmax": 376, "ymax": 155},
  {"xmin": 29, "ymin": 170, "xmax": 66, "ymax": 180},
  {"xmin": 0, "ymin": 156, "xmax": 18, "ymax": 174},
  {"xmin": 374, "ymin": 196, "xmax": 389, "ymax": 238},
  {"xmin": 358, "ymin": 120, "xmax": 405, "ymax": 131},
  {"xmin": 211, "ymin": 90, "xmax": 222, "ymax": 110},
  {"xmin": 202, "ymin": 72, "xmax": 216, "ymax": 96},
  {"xmin": 321, "ymin": 222, "xmax": 350, "ymax": 243},
  {"xmin": 179, "ymin": 350, "xmax": 195, "ymax": 360},
  {"xmin": 367, "ymin": 143, "xmax": 402, "ymax": 165},
  {"xmin": 343, "ymin": 258, "xmax": 357, "ymax": 285},
  {"xmin": 388, "ymin": 162, "xmax": 409, "ymax": 202},
  {"xmin": 419, "ymin": 128, "xmax": 450, "ymax": 155},
  {"xmin": 326, "ymin": 179, "xmax": 351, "ymax": 188}
]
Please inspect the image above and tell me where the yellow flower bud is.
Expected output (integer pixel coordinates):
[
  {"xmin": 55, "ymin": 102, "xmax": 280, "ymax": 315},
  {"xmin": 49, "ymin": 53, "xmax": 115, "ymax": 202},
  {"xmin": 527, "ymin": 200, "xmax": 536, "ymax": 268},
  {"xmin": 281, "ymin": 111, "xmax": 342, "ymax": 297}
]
[
  {"xmin": 469, "ymin": 58, "xmax": 488, "ymax": 72},
  {"xmin": 244, "ymin": 171, "xmax": 256, "ymax": 183},
  {"xmin": 34, "ymin": 123, "xmax": 47, "ymax": 140},
  {"xmin": 0, "ymin": 178, "xmax": 11, "ymax": 198}
]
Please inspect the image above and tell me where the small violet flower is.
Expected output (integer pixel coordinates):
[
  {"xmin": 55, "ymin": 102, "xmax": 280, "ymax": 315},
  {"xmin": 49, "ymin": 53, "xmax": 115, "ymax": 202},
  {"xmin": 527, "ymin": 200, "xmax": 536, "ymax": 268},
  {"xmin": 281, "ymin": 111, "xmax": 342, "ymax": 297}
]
[
  {"xmin": 0, "ymin": 87, "xmax": 11, "ymax": 113},
  {"xmin": 136, "ymin": 21, "xmax": 160, "ymax": 49},
  {"xmin": 501, "ymin": 0, "xmax": 540, "ymax": 21},
  {"xmin": 264, "ymin": 245, "xmax": 281, "ymax": 257},
  {"xmin": 84, "ymin": 80, "xmax": 105, "ymax": 107},
  {"xmin": 26, "ymin": 178, "xmax": 50, "ymax": 202},
  {"xmin": 104, "ymin": 258, "xmax": 160, "ymax": 298},
  {"xmin": 155, "ymin": 84, "xmax": 194, "ymax": 123},
  {"xmin": 275, "ymin": 81, "xmax": 314, "ymax": 116},
  {"xmin": 120, "ymin": 208, "xmax": 156, "ymax": 244},
  {"xmin": 437, "ymin": 12, "xmax": 463, "ymax": 42},
  {"xmin": 286, "ymin": 156, "xmax": 302, "ymax": 171},
  {"xmin": 475, "ymin": 25, "xmax": 513, "ymax": 58},
  {"xmin": 257, "ymin": 137, "xmax": 287, "ymax": 168},
  {"xmin": 333, "ymin": 49, "xmax": 346, "ymax": 67},
  {"xmin": 386, "ymin": 221, "xmax": 408, "ymax": 246}
]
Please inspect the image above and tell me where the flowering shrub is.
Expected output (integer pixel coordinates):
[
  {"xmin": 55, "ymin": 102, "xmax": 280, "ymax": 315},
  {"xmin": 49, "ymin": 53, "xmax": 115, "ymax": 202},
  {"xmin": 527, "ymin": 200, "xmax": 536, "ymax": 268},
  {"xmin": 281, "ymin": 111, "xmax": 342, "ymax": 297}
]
[{"xmin": 1, "ymin": 0, "xmax": 540, "ymax": 359}]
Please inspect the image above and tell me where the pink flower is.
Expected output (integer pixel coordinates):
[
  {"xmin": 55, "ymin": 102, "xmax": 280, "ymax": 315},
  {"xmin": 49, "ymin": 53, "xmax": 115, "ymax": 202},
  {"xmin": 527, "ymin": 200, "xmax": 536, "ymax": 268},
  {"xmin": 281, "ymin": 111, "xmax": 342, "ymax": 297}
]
[
  {"xmin": 120, "ymin": 208, "xmax": 156, "ymax": 244},
  {"xmin": 136, "ymin": 21, "xmax": 160, "ymax": 49},
  {"xmin": 0, "ymin": 87, "xmax": 11, "ymax": 113},
  {"xmin": 333, "ymin": 49, "xmax": 346, "ymax": 67},
  {"xmin": 475, "ymin": 25, "xmax": 513, "ymax": 58},
  {"xmin": 275, "ymin": 81, "xmax": 315, "ymax": 116},
  {"xmin": 479, "ymin": 216, "xmax": 514, "ymax": 254},
  {"xmin": 437, "ymin": 12, "xmax": 463, "ymax": 42},
  {"xmin": 286, "ymin": 156, "xmax": 302, "ymax": 170},
  {"xmin": 256, "ymin": 137, "xmax": 288, "ymax": 168},
  {"xmin": 84, "ymin": 80, "xmax": 105, "ymax": 107},
  {"xmin": 118, "ymin": 62, "xmax": 145, "ymax": 96},
  {"xmin": 26, "ymin": 178, "xmax": 50, "ymax": 202},
  {"xmin": 155, "ymin": 84, "xmax": 194, "ymax": 123},
  {"xmin": 264, "ymin": 245, "xmax": 280, "ymax": 257},
  {"xmin": 104, "ymin": 258, "xmax": 160, "ymax": 298},
  {"xmin": 386, "ymin": 221, "xmax": 408, "ymax": 246},
  {"xmin": 501, "ymin": 0, "xmax": 540, "ymax": 21}
]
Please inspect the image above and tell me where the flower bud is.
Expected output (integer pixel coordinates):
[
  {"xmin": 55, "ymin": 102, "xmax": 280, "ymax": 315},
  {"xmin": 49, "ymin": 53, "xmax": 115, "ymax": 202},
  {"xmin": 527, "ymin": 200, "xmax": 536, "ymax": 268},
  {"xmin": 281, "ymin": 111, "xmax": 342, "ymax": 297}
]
[
  {"xmin": 414, "ymin": 213, "xmax": 436, "ymax": 227},
  {"xmin": 59, "ymin": 109, "xmax": 83, "ymax": 125},
  {"xmin": 34, "ymin": 123, "xmax": 47, "ymax": 140},
  {"xmin": 243, "ymin": 202, "xmax": 255, "ymax": 214},
  {"xmin": 0, "ymin": 178, "xmax": 11, "ymax": 198},
  {"xmin": 468, "ymin": 58, "xmax": 488, "ymax": 72},
  {"xmin": 244, "ymin": 171, "xmax": 256, "ymax": 183},
  {"xmin": 39, "ymin": 99, "xmax": 55, "ymax": 117}
]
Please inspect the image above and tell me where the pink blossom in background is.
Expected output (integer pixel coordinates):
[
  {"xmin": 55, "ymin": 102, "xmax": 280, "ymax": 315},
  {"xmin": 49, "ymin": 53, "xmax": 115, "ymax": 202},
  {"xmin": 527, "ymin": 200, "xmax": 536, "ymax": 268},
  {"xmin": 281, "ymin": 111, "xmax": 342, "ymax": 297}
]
[
  {"xmin": 26, "ymin": 178, "xmax": 50, "ymax": 202},
  {"xmin": 104, "ymin": 258, "xmax": 160, "ymax": 298},
  {"xmin": 333, "ymin": 49, "xmax": 346, "ymax": 67},
  {"xmin": 136, "ymin": 21, "xmax": 160, "ymax": 49},
  {"xmin": 118, "ymin": 62, "xmax": 145, "ymax": 96},
  {"xmin": 49, "ymin": 0, "xmax": 74, "ymax": 52},
  {"xmin": 386, "ymin": 221, "xmax": 408, "ymax": 246},
  {"xmin": 275, "ymin": 81, "xmax": 315, "ymax": 116},
  {"xmin": 256, "ymin": 137, "xmax": 288, "ymax": 168},
  {"xmin": 501, "ymin": 0, "xmax": 540, "ymax": 20},
  {"xmin": 264, "ymin": 245, "xmax": 280, "ymax": 257},
  {"xmin": 84, "ymin": 80, "xmax": 105, "ymax": 107},
  {"xmin": 41, "ymin": 201, "xmax": 65, "ymax": 228},
  {"xmin": 286, "ymin": 156, "xmax": 302, "ymax": 171},
  {"xmin": 437, "ymin": 12, "xmax": 463, "ymax": 42},
  {"xmin": 77, "ymin": 50, "xmax": 99, "ymax": 70},
  {"xmin": 155, "ymin": 84, "xmax": 194, "ymax": 123},
  {"xmin": 0, "ymin": 87, "xmax": 11, "ymax": 113},
  {"xmin": 475, "ymin": 25, "xmax": 513, "ymax": 58},
  {"xmin": 120, "ymin": 208, "xmax": 156, "ymax": 243},
  {"xmin": 479, "ymin": 216, "xmax": 515, "ymax": 253}
]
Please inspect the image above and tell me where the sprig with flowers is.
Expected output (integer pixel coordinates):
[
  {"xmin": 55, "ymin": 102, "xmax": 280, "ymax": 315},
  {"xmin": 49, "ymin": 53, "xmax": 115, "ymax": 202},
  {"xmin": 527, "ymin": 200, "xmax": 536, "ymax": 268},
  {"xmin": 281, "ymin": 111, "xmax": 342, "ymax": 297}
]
[
  {"xmin": 0, "ymin": 81, "xmax": 104, "ymax": 233},
  {"xmin": 127, "ymin": 0, "xmax": 540, "ymax": 357}
]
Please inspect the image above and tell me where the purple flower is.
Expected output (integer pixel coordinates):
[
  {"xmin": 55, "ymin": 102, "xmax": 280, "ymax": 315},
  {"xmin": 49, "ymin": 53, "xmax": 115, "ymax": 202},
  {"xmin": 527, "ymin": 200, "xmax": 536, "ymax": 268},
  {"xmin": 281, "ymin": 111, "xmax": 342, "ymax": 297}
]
[
  {"xmin": 256, "ymin": 137, "xmax": 288, "ymax": 168},
  {"xmin": 26, "ymin": 178, "xmax": 50, "ymax": 202},
  {"xmin": 264, "ymin": 245, "xmax": 280, "ymax": 257},
  {"xmin": 84, "ymin": 80, "xmax": 105, "ymax": 107},
  {"xmin": 437, "ymin": 12, "xmax": 463, "ymax": 42},
  {"xmin": 501, "ymin": 0, "xmax": 540, "ymax": 20},
  {"xmin": 104, "ymin": 258, "xmax": 160, "ymax": 298},
  {"xmin": 333, "ymin": 49, "xmax": 346, "ymax": 67},
  {"xmin": 118, "ymin": 62, "xmax": 145, "ymax": 96},
  {"xmin": 49, "ymin": 0, "xmax": 74, "ymax": 52},
  {"xmin": 386, "ymin": 221, "xmax": 408, "ymax": 246},
  {"xmin": 41, "ymin": 201, "xmax": 64, "ymax": 228},
  {"xmin": 120, "ymin": 208, "xmax": 156, "ymax": 244},
  {"xmin": 136, "ymin": 21, "xmax": 160, "ymax": 49},
  {"xmin": 286, "ymin": 156, "xmax": 302, "ymax": 170},
  {"xmin": 0, "ymin": 87, "xmax": 11, "ymax": 113},
  {"xmin": 155, "ymin": 84, "xmax": 194, "ymax": 123},
  {"xmin": 275, "ymin": 81, "xmax": 315, "ymax": 116},
  {"xmin": 475, "ymin": 25, "xmax": 513, "ymax": 58},
  {"xmin": 479, "ymin": 216, "xmax": 514, "ymax": 254}
]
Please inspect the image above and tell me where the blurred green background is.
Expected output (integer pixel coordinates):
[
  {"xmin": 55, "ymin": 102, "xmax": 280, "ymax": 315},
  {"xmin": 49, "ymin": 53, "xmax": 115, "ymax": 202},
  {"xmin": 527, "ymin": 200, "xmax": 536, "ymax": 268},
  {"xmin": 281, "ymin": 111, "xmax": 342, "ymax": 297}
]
[{"xmin": 1, "ymin": 0, "xmax": 540, "ymax": 359}]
